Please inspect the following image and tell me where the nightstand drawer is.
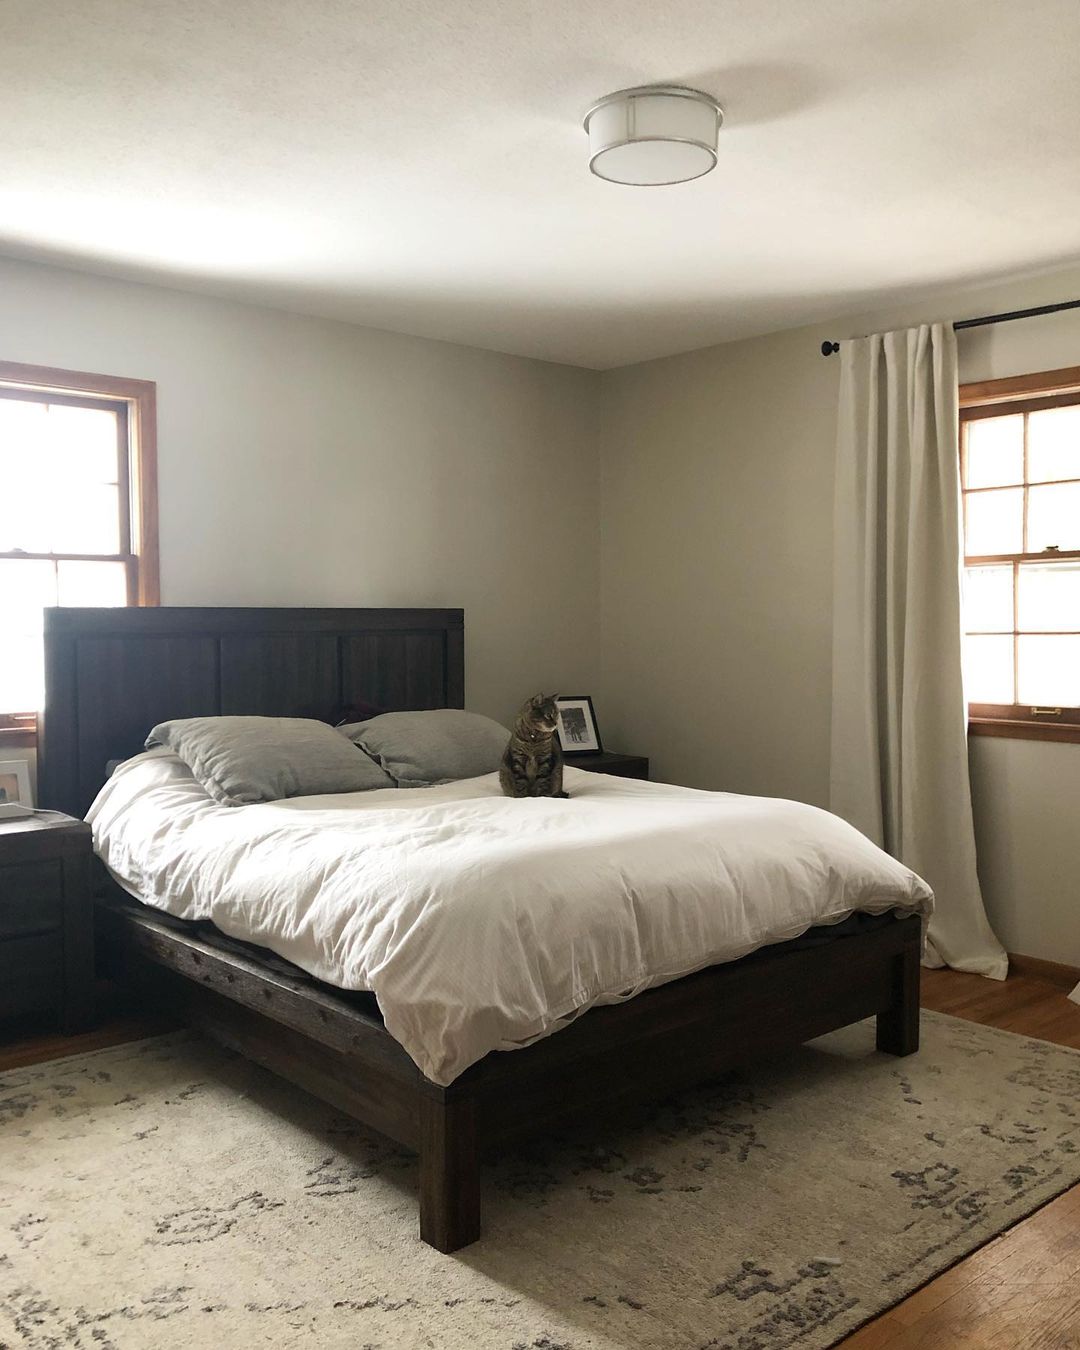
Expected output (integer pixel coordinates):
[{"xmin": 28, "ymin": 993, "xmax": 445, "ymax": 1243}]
[
  {"xmin": 0, "ymin": 860, "xmax": 64, "ymax": 938},
  {"xmin": 0, "ymin": 813, "xmax": 94, "ymax": 1037},
  {"xmin": 0, "ymin": 933, "xmax": 63, "ymax": 1021}
]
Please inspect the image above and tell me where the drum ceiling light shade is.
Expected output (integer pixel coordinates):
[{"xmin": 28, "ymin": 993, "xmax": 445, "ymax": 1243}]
[{"xmin": 584, "ymin": 85, "xmax": 723, "ymax": 186}]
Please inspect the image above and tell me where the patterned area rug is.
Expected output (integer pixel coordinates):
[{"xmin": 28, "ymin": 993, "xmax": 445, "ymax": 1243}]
[{"xmin": 2, "ymin": 1012, "xmax": 1079, "ymax": 1350}]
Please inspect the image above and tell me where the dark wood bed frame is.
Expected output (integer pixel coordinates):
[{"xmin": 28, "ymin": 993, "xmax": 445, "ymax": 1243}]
[{"xmin": 39, "ymin": 605, "xmax": 921, "ymax": 1253}]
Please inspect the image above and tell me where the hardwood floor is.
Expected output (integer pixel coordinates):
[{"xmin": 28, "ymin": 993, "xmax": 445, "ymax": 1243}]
[
  {"xmin": 3, "ymin": 965, "xmax": 1079, "ymax": 1346},
  {"xmin": 842, "ymin": 961, "xmax": 1080, "ymax": 1349},
  {"xmin": 0, "ymin": 982, "xmax": 175, "ymax": 1072}
]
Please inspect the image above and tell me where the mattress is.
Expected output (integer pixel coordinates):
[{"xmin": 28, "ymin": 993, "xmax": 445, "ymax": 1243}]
[{"xmin": 88, "ymin": 750, "xmax": 934, "ymax": 1085}]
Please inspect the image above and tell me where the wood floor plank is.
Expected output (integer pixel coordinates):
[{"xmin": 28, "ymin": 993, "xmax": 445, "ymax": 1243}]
[
  {"xmin": 882, "ymin": 1189, "xmax": 1080, "ymax": 1326},
  {"xmin": 856, "ymin": 1283, "xmax": 1080, "ymax": 1350},
  {"xmin": 0, "ymin": 984, "xmax": 175, "ymax": 1072}
]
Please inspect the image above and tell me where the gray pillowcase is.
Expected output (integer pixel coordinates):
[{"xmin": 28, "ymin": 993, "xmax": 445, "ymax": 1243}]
[
  {"xmin": 146, "ymin": 716, "xmax": 394, "ymax": 806},
  {"xmin": 338, "ymin": 709, "xmax": 510, "ymax": 787}
]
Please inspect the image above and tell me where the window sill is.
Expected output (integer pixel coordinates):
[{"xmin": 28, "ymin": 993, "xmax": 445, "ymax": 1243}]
[
  {"xmin": 969, "ymin": 718, "xmax": 1080, "ymax": 745},
  {"xmin": 0, "ymin": 714, "xmax": 38, "ymax": 750}
]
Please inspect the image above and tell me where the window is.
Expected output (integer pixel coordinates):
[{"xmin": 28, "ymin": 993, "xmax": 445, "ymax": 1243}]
[
  {"xmin": 0, "ymin": 361, "xmax": 158, "ymax": 727},
  {"xmin": 960, "ymin": 366, "xmax": 1080, "ymax": 743}
]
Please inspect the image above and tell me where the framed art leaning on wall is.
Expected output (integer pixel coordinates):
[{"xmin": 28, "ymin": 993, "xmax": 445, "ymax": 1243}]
[{"xmin": 555, "ymin": 696, "xmax": 603, "ymax": 754}]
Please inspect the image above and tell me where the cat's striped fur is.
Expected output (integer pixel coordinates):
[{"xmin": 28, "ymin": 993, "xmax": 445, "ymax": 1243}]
[{"xmin": 499, "ymin": 693, "xmax": 568, "ymax": 798}]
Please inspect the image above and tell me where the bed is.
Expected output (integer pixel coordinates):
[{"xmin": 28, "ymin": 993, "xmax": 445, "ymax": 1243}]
[{"xmin": 39, "ymin": 605, "xmax": 928, "ymax": 1253}]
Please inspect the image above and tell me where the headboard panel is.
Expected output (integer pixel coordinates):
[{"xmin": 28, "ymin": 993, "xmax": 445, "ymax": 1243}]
[{"xmin": 40, "ymin": 606, "xmax": 465, "ymax": 818}]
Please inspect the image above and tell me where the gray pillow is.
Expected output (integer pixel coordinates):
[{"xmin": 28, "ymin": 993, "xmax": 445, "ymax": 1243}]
[
  {"xmin": 146, "ymin": 716, "xmax": 394, "ymax": 806},
  {"xmin": 338, "ymin": 709, "xmax": 510, "ymax": 787}
]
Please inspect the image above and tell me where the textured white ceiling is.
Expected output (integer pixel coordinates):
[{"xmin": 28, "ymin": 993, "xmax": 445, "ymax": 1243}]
[{"xmin": 2, "ymin": 0, "xmax": 1079, "ymax": 368}]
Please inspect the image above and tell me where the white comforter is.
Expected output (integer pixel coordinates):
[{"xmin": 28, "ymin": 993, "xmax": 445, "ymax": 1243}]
[{"xmin": 88, "ymin": 751, "xmax": 933, "ymax": 1085}]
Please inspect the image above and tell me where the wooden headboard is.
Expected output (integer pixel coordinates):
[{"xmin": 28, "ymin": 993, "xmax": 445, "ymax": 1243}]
[{"xmin": 40, "ymin": 606, "xmax": 465, "ymax": 818}]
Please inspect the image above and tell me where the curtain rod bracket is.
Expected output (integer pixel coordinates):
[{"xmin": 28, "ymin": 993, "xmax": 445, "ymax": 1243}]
[{"xmin": 821, "ymin": 341, "xmax": 840, "ymax": 356}]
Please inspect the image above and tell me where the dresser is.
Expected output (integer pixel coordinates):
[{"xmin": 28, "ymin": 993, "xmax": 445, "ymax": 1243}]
[{"xmin": 0, "ymin": 812, "xmax": 94, "ymax": 1035}]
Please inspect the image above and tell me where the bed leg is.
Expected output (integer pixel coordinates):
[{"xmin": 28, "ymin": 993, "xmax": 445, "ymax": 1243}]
[
  {"xmin": 419, "ymin": 1092, "xmax": 481, "ymax": 1253},
  {"xmin": 876, "ymin": 934, "xmax": 921, "ymax": 1057}
]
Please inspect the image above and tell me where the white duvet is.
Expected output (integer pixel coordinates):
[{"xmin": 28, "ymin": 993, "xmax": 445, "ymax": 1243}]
[{"xmin": 88, "ymin": 751, "xmax": 933, "ymax": 1085}]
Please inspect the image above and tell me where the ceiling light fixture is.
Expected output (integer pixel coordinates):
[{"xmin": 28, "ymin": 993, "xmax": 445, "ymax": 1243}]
[{"xmin": 583, "ymin": 85, "xmax": 723, "ymax": 186}]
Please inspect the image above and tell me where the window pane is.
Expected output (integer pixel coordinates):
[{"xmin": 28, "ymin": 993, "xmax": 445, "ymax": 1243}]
[
  {"xmin": 964, "ymin": 414, "xmax": 1024, "ymax": 488},
  {"xmin": 48, "ymin": 483, "xmax": 121, "ymax": 554},
  {"xmin": 0, "ymin": 488, "xmax": 30, "ymax": 552},
  {"xmin": 0, "ymin": 398, "xmax": 49, "ymax": 458},
  {"xmin": 0, "ymin": 396, "xmax": 124, "ymax": 552},
  {"xmin": 1018, "ymin": 562, "xmax": 1080, "ymax": 633},
  {"xmin": 964, "ymin": 487, "xmax": 1023, "ymax": 556},
  {"xmin": 963, "ymin": 565, "xmax": 1013, "ymax": 632},
  {"xmin": 2, "ymin": 484, "xmax": 120, "ymax": 553},
  {"xmin": 0, "ymin": 494, "xmax": 56, "ymax": 552},
  {"xmin": 56, "ymin": 560, "xmax": 129, "ymax": 606},
  {"xmin": 963, "ymin": 634, "xmax": 1014, "ymax": 703},
  {"xmin": 0, "ymin": 403, "xmax": 48, "ymax": 547},
  {"xmin": 1017, "ymin": 635, "xmax": 1080, "ymax": 706},
  {"xmin": 0, "ymin": 558, "xmax": 58, "ymax": 626},
  {"xmin": 46, "ymin": 405, "xmax": 121, "ymax": 483},
  {"xmin": 0, "ymin": 635, "xmax": 46, "ymax": 713},
  {"xmin": 0, "ymin": 558, "xmax": 129, "ymax": 711},
  {"xmin": 1027, "ymin": 481, "xmax": 1080, "ymax": 553},
  {"xmin": 1028, "ymin": 405, "xmax": 1080, "ymax": 483},
  {"xmin": 0, "ymin": 559, "xmax": 57, "ymax": 713}
]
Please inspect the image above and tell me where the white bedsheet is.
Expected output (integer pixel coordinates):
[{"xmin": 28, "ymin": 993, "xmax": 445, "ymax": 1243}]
[{"xmin": 88, "ymin": 751, "xmax": 933, "ymax": 1085}]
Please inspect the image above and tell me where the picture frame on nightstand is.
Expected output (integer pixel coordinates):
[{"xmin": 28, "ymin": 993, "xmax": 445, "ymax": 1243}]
[
  {"xmin": 555, "ymin": 696, "xmax": 603, "ymax": 755},
  {"xmin": 0, "ymin": 760, "xmax": 33, "ymax": 819}
]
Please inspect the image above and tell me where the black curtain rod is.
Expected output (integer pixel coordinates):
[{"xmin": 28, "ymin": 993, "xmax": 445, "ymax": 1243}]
[{"xmin": 819, "ymin": 297, "xmax": 1080, "ymax": 356}]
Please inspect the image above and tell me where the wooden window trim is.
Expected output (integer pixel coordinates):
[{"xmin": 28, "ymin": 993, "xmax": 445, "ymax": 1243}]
[
  {"xmin": 959, "ymin": 364, "xmax": 1080, "ymax": 408},
  {"xmin": 0, "ymin": 361, "xmax": 159, "ymax": 742},
  {"xmin": 0, "ymin": 712, "xmax": 38, "ymax": 749},
  {"xmin": 960, "ymin": 366, "xmax": 1080, "ymax": 745},
  {"xmin": 968, "ymin": 718, "xmax": 1080, "ymax": 744}
]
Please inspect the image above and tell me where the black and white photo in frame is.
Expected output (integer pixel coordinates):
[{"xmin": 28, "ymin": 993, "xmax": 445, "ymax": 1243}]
[{"xmin": 555, "ymin": 696, "xmax": 602, "ymax": 754}]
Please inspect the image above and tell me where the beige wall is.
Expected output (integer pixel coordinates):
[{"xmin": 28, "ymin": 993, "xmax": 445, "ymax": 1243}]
[
  {"xmin": 0, "ymin": 256, "xmax": 600, "ymax": 732},
  {"xmin": 599, "ymin": 262, "xmax": 1080, "ymax": 966}
]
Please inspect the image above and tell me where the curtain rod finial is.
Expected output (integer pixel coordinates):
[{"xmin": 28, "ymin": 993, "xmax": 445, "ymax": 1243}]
[{"xmin": 821, "ymin": 340, "xmax": 840, "ymax": 357}]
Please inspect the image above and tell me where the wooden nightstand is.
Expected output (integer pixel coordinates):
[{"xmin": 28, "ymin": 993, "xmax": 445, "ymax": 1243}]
[
  {"xmin": 567, "ymin": 751, "xmax": 649, "ymax": 780},
  {"xmin": 0, "ymin": 812, "xmax": 94, "ymax": 1035}
]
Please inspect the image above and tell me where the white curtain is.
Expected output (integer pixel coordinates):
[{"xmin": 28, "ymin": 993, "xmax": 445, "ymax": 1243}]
[{"xmin": 830, "ymin": 322, "xmax": 1008, "ymax": 979}]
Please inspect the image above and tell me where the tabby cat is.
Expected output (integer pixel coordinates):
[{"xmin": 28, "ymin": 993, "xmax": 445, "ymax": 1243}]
[{"xmin": 499, "ymin": 693, "xmax": 568, "ymax": 798}]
